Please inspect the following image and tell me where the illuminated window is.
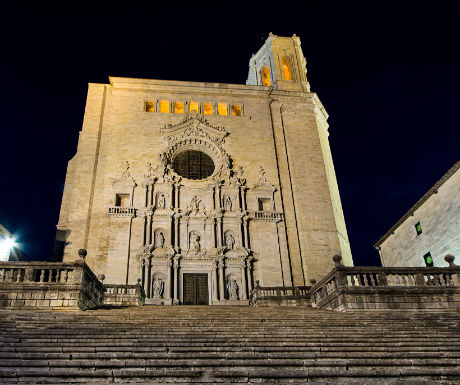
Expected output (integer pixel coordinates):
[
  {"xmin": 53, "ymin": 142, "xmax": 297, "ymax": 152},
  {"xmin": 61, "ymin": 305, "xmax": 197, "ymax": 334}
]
[
  {"xmin": 174, "ymin": 102, "xmax": 184, "ymax": 114},
  {"xmin": 159, "ymin": 100, "xmax": 170, "ymax": 113},
  {"xmin": 217, "ymin": 103, "xmax": 228, "ymax": 116},
  {"xmin": 261, "ymin": 66, "xmax": 271, "ymax": 86},
  {"xmin": 423, "ymin": 252, "xmax": 433, "ymax": 267},
  {"xmin": 282, "ymin": 57, "xmax": 292, "ymax": 80},
  {"xmin": 145, "ymin": 101, "xmax": 155, "ymax": 112},
  {"xmin": 189, "ymin": 102, "xmax": 199, "ymax": 113},
  {"xmin": 232, "ymin": 104, "xmax": 242, "ymax": 116},
  {"xmin": 415, "ymin": 222, "xmax": 422, "ymax": 235},
  {"xmin": 203, "ymin": 103, "xmax": 213, "ymax": 115}
]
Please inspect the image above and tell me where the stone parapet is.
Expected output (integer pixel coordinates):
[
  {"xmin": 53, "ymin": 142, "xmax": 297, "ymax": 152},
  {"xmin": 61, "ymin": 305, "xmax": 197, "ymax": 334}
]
[
  {"xmin": 0, "ymin": 256, "xmax": 105, "ymax": 310},
  {"xmin": 104, "ymin": 283, "xmax": 145, "ymax": 306},
  {"xmin": 309, "ymin": 255, "xmax": 460, "ymax": 311},
  {"xmin": 250, "ymin": 282, "xmax": 311, "ymax": 306}
]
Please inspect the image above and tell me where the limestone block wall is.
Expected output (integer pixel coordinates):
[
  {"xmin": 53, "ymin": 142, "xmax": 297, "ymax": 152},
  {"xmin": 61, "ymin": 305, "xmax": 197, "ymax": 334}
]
[
  {"xmin": 57, "ymin": 77, "xmax": 353, "ymax": 290},
  {"xmin": 378, "ymin": 167, "xmax": 460, "ymax": 267}
]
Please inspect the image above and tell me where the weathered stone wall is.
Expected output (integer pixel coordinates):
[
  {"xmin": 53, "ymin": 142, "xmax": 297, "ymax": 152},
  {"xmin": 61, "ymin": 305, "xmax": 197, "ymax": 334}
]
[
  {"xmin": 56, "ymin": 36, "xmax": 353, "ymax": 295},
  {"xmin": 379, "ymin": 168, "xmax": 460, "ymax": 267}
]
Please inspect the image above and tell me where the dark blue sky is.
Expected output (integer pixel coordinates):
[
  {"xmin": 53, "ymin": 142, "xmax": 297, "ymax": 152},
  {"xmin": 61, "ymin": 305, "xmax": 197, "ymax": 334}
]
[{"xmin": 1, "ymin": 4, "xmax": 459, "ymax": 267}]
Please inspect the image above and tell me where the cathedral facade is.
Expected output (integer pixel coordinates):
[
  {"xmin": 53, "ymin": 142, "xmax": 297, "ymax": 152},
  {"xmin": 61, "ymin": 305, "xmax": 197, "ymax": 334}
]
[{"xmin": 56, "ymin": 34, "xmax": 353, "ymax": 305}]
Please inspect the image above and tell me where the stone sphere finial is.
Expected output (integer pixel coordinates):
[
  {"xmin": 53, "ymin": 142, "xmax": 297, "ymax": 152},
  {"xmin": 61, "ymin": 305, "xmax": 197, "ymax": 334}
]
[
  {"xmin": 332, "ymin": 254, "xmax": 343, "ymax": 266},
  {"xmin": 444, "ymin": 254, "xmax": 456, "ymax": 267},
  {"xmin": 310, "ymin": 279, "xmax": 317, "ymax": 285},
  {"xmin": 137, "ymin": 278, "xmax": 142, "ymax": 285},
  {"xmin": 97, "ymin": 274, "xmax": 105, "ymax": 283},
  {"xmin": 78, "ymin": 249, "xmax": 87, "ymax": 261}
]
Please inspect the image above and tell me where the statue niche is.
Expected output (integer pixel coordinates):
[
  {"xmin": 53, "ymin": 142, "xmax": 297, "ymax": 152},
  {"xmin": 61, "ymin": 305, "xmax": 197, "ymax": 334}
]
[
  {"xmin": 151, "ymin": 273, "xmax": 165, "ymax": 299},
  {"xmin": 224, "ymin": 231, "xmax": 236, "ymax": 250},
  {"xmin": 226, "ymin": 275, "xmax": 239, "ymax": 300},
  {"xmin": 189, "ymin": 231, "xmax": 201, "ymax": 252},
  {"xmin": 156, "ymin": 193, "xmax": 166, "ymax": 209},
  {"xmin": 223, "ymin": 195, "xmax": 232, "ymax": 211},
  {"xmin": 154, "ymin": 230, "xmax": 165, "ymax": 249}
]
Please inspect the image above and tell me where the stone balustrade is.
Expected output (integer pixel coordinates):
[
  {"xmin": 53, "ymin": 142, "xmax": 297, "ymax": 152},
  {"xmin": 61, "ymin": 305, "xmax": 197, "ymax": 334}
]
[
  {"xmin": 309, "ymin": 255, "xmax": 460, "ymax": 311},
  {"xmin": 107, "ymin": 206, "xmax": 136, "ymax": 217},
  {"xmin": 250, "ymin": 281, "xmax": 311, "ymax": 306},
  {"xmin": 252, "ymin": 211, "xmax": 284, "ymax": 222},
  {"xmin": 104, "ymin": 282, "xmax": 145, "ymax": 306},
  {"xmin": 0, "ymin": 250, "xmax": 105, "ymax": 310}
]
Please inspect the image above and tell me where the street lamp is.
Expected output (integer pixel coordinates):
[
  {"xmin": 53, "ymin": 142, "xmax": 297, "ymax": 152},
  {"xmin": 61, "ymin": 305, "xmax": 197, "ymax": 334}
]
[{"xmin": 0, "ymin": 237, "xmax": 16, "ymax": 262}]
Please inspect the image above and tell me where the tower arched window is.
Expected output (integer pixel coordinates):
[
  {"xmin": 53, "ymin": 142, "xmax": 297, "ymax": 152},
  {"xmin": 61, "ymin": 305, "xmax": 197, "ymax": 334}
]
[
  {"xmin": 282, "ymin": 57, "xmax": 292, "ymax": 80},
  {"xmin": 261, "ymin": 66, "xmax": 271, "ymax": 86}
]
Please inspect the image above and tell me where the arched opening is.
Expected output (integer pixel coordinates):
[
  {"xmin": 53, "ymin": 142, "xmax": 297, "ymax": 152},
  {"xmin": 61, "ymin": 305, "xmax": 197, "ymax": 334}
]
[
  {"xmin": 261, "ymin": 66, "xmax": 271, "ymax": 86},
  {"xmin": 282, "ymin": 57, "xmax": 292, "ymax": 80}
]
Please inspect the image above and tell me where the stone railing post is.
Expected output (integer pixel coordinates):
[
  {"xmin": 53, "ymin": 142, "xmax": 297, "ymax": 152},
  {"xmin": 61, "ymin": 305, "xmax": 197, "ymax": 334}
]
[
  {"xmin": 332, "ymin": 255, "xmax": 347, "ymax": 288},
  {"xmin": 445, "ymin": 255, "xmax": 459, "ymax": 285}
]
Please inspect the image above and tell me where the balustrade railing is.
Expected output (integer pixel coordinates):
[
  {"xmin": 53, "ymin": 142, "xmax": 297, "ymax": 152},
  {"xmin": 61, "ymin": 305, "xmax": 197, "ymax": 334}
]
[
  {"xmin": 0, "ymin": 262, "xmax": 77, "ymax": 284},
  {"xmin": 104, "ymin": 283, "xmax": 145, "ymax": 306},
  {"xmin": 309, "ymin": 254, "xmax": 460, "ymax": 310},
  {"xmin": 252, "ymin": 211, "xmax": 283, "ymax": 221},
  {"xmin": 107, "ymin": 206, "xmax": 136, "ymax": 217}
]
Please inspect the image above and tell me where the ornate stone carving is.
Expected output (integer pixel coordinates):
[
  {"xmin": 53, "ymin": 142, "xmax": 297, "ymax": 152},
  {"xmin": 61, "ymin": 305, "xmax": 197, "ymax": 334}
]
[
  {"xmin": 227, "ymin": 278, "xmax": 239, "ymax": 300},
  {"xmin": 156, "ymin": 193, "xmax": 166, "ymax": 209},
  {"xmin": 225, "ymin": 231, "xmax": 235, "ymax": 250},
  {"xmin": 152, "ymin": 276, "xmax": 164, "ymax": 298},
  {"xmin": 112, "ymin": 161, "xmax": 136, "ymax": 186},
  {"xmin": 154, "ymin": 230, "xmax": 165, "ymax": 248},
  {"xmin": 223, "ymin": 195, "xmax": 232, "ymax": 211},
  {"xmin": 189, "ymin": 232, "xmax": 201, "ymax": 252}
]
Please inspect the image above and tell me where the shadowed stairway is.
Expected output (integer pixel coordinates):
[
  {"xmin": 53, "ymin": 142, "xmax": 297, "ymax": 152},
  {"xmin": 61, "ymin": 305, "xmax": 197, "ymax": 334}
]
[{"xmin": 0, "ymin": 306, "xmax": 459, "ymax": 384}]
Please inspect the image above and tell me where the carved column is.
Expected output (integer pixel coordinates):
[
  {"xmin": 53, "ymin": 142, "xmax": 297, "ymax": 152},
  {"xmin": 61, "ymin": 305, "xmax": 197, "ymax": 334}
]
[
  {"xmin": 169, "ymin": 183, "xmax": 174, "ymax": 207},
  {"xmin": 210, "ymin": 186, "xmax": 216, "ymax": 210},
  {"xmin": 166, "ymin": 259, "xmax": 172, "ymax": 300},
  {"xmin": 174, "ymin": 214, "xmax": 180, "ymax": 249},
  {"xmin": 143, "ymin": 216, "xmax": 147, "ymax": 245},
  {"xmin": 247, "ymin": 259, "xmax": 253, "ymax": 293},
  {"xmin": 241, "ymin": 261, "xmax": 248, "ymax": 300},
  {"xmin": 211, "ymin": 261, "xmax": 218, "ymax": 303},
  {"xmin": 236, "ymin": 186, "xmax": 241, "ymax": 210},
  {"xmin": 238, "ymin": 218, "xmax": 244, "ymax": 247},
  {"xmin": 150, "ymin": 183, "xmax": 155, "ymax": 207},
  {"xmin": 217, "ymin": 215, "xmax": 223, "ymax": 248},
  {"xmin": 211, "ymin": 217, "xmax": 216, "ymax": 248},
  {"xmin": 243, "ymin": 217, "xmax": 250, "ymax": 249},
  {"xmin": 242, "ymin": 188, "xmax": 247, "ymax": 211},
  {"xmin": 147, "ymin": 216, "xmax": 152, "ymax": 245},
  {"xmin": 218, "ymin": 258, "xmax": 225, "ymax": 300},
  {"xmin": 143, "ymin": 184, "xmax": 149, "ymax": 207},
  {"xmin": 217, "ymin": 184, "xmax": 222, "ymax": 209},
  {"xmin": 173, "ymin": 258, "xmax": 179, "ymax": 303},
  {"xmin": 174, "ymin": 183, "xmax": 180, "ymax": 208}
]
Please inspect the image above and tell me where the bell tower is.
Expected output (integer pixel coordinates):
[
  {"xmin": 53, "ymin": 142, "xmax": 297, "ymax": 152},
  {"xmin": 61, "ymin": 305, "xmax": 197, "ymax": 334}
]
[{"xmin": 246, "ymin": 33, "xmax": 311, "ymax": 92}]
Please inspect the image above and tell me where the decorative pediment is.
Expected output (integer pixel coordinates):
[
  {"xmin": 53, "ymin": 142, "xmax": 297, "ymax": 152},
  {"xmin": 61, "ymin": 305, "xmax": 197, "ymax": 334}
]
[
  {"xmin": 160, "ymin": 114, "xmax": 229, "ymax": 147},
  {"xmin": 253, "ymin": 165, "xmax": 276, "ymax": 191},
  {"xmin": 112, "ymin": 161, "xmax": 136, "ymax": 188}
]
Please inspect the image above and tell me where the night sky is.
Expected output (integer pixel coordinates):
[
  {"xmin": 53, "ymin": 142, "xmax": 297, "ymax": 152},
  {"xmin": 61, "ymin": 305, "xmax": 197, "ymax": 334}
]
[{"xmin": 2, "ymin": 4, "xmax": 459, "ymax": 267}]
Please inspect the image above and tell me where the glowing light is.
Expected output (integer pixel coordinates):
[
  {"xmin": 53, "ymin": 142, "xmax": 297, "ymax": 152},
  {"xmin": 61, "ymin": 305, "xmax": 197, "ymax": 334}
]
[
  {"xmin": 145, "ymin": 101, "xmax": 155, "ymax": 112},
  {"xmin": 189, "ymin": 102, "xmax": 199, "ymax": 113},
  {"xmin": 282, "ymin": 58, "xmax": 292, "ymax": 80},
  {"xmin": 203, "ymin": 103, "xmax": 213, "ymax": 115},
  {"xmin": 174, "ymin": 102, "xmax": 184, "ymax": 113},
  {"xmin": 159, "ymin": 100, "xmax": 170, "ymax": 113},
  {"xmin": 261, "ymin": 66, "xmax": 271, "ymax": 86},
  {"xmin": 0, "ymin": 237, "xmax": 16, "ymax": 262},
  {"xmin": 217, "ymin": 103, "xmax": 228, "ymax": 116},
  {"xmin": 232, "ymin": 105, "xmax": 242, "ymax": 116}
]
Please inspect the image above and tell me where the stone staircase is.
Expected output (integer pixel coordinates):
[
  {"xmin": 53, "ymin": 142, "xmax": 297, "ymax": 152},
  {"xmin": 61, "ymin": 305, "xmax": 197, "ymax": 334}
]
[{"xmin": 0, "ymin": 306, "xmax": 459, "ymax": 384}]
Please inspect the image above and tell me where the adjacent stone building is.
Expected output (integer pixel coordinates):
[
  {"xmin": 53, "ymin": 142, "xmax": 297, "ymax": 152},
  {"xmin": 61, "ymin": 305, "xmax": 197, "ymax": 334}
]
[
  {"xmin": 56, "ymin": 33, "xmax": 353, "ymax": 305},
  {"xmin": 375, "ymin": 161, "xmax": 460, "ymax": 267}
]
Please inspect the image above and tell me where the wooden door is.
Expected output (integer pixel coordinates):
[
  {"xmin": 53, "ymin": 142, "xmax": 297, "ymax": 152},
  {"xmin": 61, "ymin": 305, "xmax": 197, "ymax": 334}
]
[{"xmin": 183, "ymin": 273, "xmax": 209, "ymax": 305}]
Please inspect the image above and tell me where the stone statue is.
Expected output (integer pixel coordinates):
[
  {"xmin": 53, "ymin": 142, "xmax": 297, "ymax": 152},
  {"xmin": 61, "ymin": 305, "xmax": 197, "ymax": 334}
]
[
  {"xmin": 225, "ymin": 233, "xmax": 235, "ymax": 250},
  {"xmin": 189, "ymin": 233, "xmax": 200, "ymax": 251},
  {"xmin": 157, "ymin": 193, "xmax": 165, "ymax": 209},
  {"xmin": 258, "ymin": 165, "xmax": 269, "ymax": 184},
  {"xmin": 152, "ymin": 278, "xmax": 164, "ymax": 298},
  {"xmin": 223, "ymin": 195, "xmax": 232, "ymax": 211},
  {"xmin": 234, "ymin": 166, "xmax": 246, "ymax": 185},
  {"xmin": 155, "ymin": 231, "xmax": 165, "ymax": 248},
  {"xmin": 227, "ymin": 279, "xmax": 239, "ymax": 300}
]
